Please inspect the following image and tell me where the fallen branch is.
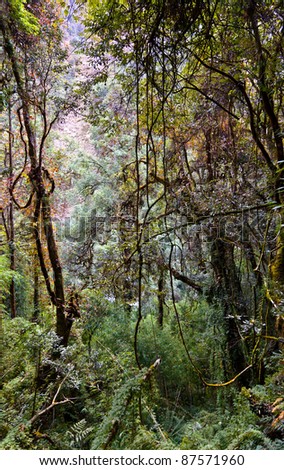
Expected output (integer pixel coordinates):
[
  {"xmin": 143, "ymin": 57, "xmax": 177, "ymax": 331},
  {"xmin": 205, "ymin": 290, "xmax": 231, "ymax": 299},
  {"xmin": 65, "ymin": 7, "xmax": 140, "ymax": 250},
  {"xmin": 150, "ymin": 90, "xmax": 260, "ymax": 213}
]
[{"xmin": 30, "ymin": 374, "xmax": 72, "ymax": 425}]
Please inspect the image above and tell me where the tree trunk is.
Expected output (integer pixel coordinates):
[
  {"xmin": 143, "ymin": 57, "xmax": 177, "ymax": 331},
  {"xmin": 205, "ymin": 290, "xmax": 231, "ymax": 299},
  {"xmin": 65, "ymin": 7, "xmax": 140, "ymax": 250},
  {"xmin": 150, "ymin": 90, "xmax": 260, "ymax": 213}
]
[
  {"xmin": 210, "ymin": 233, "xmax": 250, "ymax": 386},
  {"xmin": 32, "ymin": 254, "xmax": 40, "ymax": 322},
  {"xmin": 269, "ymin": 226, "xmax": 284, "ymax": 345},
  {"xmin": 41, "ymin": 194, "xmax": 70, "ymax": 346},
  {"xmin": 157, "ymin": 267, "xmax": 165, "ymax": 327},
  {"xmin": 8, "ymin": 99, "xmax": 16, "ymax": 318}
]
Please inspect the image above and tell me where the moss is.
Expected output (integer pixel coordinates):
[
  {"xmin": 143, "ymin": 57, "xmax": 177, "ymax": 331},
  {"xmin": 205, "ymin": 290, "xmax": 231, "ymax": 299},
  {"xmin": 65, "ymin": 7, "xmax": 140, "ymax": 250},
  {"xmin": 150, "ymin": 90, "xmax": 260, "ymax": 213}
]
[{"xmin": 270, "ymin": 231, "xmax": 284, "ymax": 286}]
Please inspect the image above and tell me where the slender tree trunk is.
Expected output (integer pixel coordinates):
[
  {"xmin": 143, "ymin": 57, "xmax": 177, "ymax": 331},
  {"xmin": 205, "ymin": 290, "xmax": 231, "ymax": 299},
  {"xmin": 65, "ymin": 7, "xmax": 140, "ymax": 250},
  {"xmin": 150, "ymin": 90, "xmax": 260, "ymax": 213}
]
[
  {"xmin": 157, "ymin": 267, "xmax": 165, "ymax": 327},
  {"xmin": 32, "ymin": 253, "xmax": 40, "ymax": 322},
  {"xmin": 8, "ymin": 205, "xmax": 16, "ymax": 319},
  {"xmin": 8, "ymin": 99, "xmax": 16, "ymax": 318},
  {"xmin": 204, "ymin": 129, "xmax": 214, "ymax": 182},
  {"xmin": 0, "ymin": 299, "xmax": 3, "ymax": 390}
]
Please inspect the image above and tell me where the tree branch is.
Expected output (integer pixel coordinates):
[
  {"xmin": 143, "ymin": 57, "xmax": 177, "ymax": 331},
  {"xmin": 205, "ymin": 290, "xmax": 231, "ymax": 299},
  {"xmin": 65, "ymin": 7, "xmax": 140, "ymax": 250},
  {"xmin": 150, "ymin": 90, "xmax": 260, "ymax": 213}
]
[
  {"xmin": 163, "ymin": 264, "xmax": 203, "ymax": 292},
  {"xmin": 30, "ymin": 374, "xmax": 72, "ymax": 425}
]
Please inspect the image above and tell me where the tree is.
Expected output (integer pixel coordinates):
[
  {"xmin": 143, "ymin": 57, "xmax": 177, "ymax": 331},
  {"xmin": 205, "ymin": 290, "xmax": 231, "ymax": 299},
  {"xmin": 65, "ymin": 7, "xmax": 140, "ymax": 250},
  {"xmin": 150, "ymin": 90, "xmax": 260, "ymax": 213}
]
[{"xmin": 0, "ymin": 0, "xmax": 78, "ymax": 346}]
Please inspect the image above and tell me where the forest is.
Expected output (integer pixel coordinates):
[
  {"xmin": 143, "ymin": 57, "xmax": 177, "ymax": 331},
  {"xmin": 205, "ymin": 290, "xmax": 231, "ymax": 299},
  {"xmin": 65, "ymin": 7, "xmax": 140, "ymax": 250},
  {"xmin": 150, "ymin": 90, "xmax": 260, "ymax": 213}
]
[{"xmin": 0, "ymin": 0, "xmax": 284, "ymax": 450}]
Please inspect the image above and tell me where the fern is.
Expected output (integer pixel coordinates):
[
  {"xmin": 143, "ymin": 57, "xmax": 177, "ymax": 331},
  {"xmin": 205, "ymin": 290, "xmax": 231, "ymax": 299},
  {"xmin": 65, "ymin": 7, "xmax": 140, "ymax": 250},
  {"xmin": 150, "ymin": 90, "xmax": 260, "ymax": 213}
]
[
  {"xmin": 66, "ymin": 419, "xmax": 93, "ymax": 449},
  {"xmin": 160, "ymin": 409, "xmax": 186, "ymax": 443},
  {"xmin": 91, "ymin": 369, "xmax": 148, "ymax": 449},
  {"xmin": 228, "ymin": 429, "xmax": 273, "ymax": 450},
  {"xmin": 130, "ymin": 426, "xmax": 159, "ymax": 450}
]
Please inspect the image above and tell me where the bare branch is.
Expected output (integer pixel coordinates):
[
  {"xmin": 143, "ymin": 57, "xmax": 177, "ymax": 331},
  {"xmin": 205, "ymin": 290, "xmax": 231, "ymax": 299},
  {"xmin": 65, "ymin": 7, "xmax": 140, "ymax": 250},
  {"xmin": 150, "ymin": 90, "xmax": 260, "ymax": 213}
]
[{"xmin": 30, "ymin": 374, "xmax": 72, "ymax": 425}]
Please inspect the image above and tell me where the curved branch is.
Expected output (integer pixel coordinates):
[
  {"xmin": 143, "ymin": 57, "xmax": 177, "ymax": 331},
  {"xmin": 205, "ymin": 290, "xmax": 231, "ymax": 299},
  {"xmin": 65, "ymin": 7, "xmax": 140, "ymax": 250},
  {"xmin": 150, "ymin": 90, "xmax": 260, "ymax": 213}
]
[
  {"xmin": 10, "ymin": 165, "xmax": 35, "ymax": 209},
  {"xmin": 191, "ymin": 52, "xmax": 277, "ymax": 174},
  {"xmin": 177, "ymin": 81, "xmax": 240, "ymax": 120},
  {"xmin": 10, "ymin": 176, "xmax": 34, "ymax": 211}
]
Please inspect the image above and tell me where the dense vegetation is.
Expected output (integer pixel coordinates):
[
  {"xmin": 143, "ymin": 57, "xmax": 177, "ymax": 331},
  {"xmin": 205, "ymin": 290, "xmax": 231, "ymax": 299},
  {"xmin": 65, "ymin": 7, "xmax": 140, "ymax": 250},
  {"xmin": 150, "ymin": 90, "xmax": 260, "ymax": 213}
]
[{"xmin": 1, "ymin": 0, "xmax": 284, "ymax": 450}]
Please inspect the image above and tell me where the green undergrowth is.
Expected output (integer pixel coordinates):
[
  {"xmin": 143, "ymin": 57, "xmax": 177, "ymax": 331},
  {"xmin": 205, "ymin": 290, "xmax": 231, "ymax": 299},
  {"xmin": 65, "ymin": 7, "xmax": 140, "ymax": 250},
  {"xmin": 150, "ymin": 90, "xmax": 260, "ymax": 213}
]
[{"xmin": 1, "ymin": 294, "xmax": 283, "ymax": 450}]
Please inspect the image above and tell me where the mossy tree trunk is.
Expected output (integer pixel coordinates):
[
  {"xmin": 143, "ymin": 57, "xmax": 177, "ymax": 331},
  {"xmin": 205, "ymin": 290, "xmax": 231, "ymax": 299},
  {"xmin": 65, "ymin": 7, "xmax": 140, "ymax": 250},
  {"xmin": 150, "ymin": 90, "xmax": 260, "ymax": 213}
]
[{"xmin": 210, "ymin": 232, "xmax": 250, "ymax": 386}]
